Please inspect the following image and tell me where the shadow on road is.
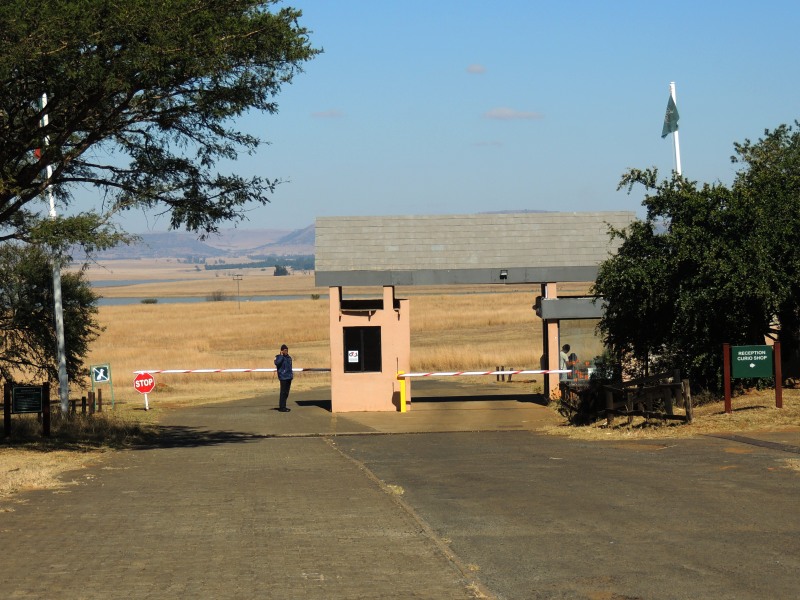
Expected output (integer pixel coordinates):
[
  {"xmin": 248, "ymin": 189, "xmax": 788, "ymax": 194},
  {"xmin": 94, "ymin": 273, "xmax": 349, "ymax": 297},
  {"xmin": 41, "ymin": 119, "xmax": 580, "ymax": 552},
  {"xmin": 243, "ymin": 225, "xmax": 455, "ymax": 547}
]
[
  {"xmin": 133, "ymin": 424, "xmax": 263, "ymax": 450},
  {"xmin": 410, "ymin": 392, "xmax": 549, "ymax": 407}
]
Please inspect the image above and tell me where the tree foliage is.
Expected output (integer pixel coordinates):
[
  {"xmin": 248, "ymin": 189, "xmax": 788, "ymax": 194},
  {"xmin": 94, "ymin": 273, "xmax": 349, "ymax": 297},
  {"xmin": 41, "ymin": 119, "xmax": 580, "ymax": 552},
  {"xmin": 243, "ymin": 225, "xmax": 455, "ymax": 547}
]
[
  {"xmin": 0, "ymin": 0, "xmax": 319, "ymax": 250},
  {"xmin": 594, "ymin": 123, "xmax": 800, "ymax": 391},
  {"xmin": 0, "ymin": 244, "xmax": 101, "ymax": 385}
]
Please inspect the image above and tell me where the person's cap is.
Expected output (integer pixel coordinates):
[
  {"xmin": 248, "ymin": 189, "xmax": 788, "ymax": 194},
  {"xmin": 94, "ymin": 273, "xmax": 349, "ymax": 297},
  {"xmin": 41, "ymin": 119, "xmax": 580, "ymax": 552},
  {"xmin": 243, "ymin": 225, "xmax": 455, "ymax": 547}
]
[{"xmin": 280, "ymin": 344, "xmax": 288, "ymax": 350}]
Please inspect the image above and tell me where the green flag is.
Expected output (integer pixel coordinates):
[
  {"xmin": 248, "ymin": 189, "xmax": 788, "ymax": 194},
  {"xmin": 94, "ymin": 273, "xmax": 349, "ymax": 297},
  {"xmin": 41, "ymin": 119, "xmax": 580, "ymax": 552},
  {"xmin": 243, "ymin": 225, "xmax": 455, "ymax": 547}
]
[{"xmin": 661, "ymin": 94, "xmax": 679, "ymax": 138}]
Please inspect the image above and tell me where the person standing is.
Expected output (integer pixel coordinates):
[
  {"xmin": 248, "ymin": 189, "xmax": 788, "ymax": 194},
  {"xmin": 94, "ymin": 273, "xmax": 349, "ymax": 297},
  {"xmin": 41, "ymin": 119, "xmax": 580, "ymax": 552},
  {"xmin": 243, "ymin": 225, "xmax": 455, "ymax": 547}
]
[
  {"xmin": 559, "ymin": 344, "xmax": 571, "ymax": 380},
  {"xmin": 274, "ymin": 344, "xmax": 293, "ymax": 412}
]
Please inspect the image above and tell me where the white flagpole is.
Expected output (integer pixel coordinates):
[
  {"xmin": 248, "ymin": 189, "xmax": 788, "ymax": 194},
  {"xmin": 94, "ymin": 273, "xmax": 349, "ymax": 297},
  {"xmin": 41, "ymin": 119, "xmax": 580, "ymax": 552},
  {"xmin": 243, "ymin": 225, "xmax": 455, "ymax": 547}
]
[
  {"xmin": 40, "ymin": 93, "xmax": 70, "ymax": 413},
  {"xmin": 669, "ymin": 82, "xmax": 682, "ymax": 176}
]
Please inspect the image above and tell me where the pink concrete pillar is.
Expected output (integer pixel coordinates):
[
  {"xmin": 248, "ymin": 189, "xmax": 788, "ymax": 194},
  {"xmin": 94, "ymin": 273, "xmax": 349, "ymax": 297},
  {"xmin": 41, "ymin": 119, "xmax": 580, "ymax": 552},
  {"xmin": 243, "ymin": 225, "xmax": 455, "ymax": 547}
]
[{"xmin": 540, "ymin": 282, "xmax": 561, "ymax": 399}]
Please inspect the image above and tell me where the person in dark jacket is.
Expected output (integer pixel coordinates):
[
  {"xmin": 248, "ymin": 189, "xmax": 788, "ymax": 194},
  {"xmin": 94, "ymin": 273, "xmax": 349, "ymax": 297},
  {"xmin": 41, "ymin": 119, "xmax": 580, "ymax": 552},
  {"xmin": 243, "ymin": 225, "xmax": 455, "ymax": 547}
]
[{"xmin": 274, "ymin": 344, "xmax": 293, "ymax": 412}]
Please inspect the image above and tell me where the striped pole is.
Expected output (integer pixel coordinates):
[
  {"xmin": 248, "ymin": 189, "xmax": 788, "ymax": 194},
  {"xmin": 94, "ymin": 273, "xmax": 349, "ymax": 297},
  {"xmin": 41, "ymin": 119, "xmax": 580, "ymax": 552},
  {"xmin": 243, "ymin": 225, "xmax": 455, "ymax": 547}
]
[
  {"xmin": 133, "ymin": 368, "xmax": 331, "ymax": 374},
  {"xmin": 397, "ymin": 369, "xmax": 569, "ymax": 379}
]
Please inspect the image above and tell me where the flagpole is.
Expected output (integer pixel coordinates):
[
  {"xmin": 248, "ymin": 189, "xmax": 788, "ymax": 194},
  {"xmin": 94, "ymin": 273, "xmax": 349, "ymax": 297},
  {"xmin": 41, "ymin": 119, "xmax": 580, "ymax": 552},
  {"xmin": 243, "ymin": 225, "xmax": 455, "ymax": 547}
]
[
  {"xmin": 40, "ymin": 93, "xmax": 70, "ymax": 413},
  {"xmin": 669, "ymin": 82, "xmax": 682, "ymax": 176}
]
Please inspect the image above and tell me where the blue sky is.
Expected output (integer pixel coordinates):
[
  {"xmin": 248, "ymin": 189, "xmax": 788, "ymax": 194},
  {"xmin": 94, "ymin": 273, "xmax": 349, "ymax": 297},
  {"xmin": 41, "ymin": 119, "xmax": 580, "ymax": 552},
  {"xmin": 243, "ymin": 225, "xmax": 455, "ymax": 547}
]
[{"xmin": 103, "ymin": 0, "xmax": 800, "ymax": 233}]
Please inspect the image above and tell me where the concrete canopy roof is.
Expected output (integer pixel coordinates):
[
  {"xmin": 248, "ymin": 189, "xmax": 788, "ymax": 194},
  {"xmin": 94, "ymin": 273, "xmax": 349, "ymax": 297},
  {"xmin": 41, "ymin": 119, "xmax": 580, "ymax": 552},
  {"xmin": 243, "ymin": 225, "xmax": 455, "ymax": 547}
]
[{"xmin": 315, "ymin": 211, "xmax": 636, "ymax": 287}]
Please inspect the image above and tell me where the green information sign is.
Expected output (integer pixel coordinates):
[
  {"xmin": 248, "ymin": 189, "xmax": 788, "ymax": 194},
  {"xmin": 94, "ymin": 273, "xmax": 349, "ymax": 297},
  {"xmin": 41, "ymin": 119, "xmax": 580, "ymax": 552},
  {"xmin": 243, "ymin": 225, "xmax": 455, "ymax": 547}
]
[
  {"xmin": 12, "ymin": 386, "xmax": 44, "ymax": 414},
  {"xmin": 731, "ymin": 345, "xmax": 773, "ymax": 379}
]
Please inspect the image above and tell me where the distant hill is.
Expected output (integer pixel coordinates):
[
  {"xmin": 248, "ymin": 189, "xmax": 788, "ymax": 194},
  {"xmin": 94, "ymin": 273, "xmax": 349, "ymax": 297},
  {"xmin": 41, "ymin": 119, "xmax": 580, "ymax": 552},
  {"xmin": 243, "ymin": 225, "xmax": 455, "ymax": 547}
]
[
  {"xmin": 249, "ymin": 224, "xmax": 315, "ymax": 255},
  {"xmin": 81, "ymin": 226, "xmax": 315, "ymax": 260}
]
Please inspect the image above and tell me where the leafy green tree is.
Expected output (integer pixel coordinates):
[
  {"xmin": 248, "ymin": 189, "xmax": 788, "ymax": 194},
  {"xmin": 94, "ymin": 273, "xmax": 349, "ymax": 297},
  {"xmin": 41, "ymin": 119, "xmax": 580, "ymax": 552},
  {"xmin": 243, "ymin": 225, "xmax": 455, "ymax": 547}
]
[
  {"xmin": 732, "ymin": 123, "xmax": 800, "ymax": 375},
  {"xmin": 0, "ymin": 0, "xmax": 319, "ymax": 250},
  {"xmin": 0, "ymin": 244, "xmax": 101, "ymax": 385},
  {"xmin": 595, "ymin": 123, "xmax": 800, "ymax": 391}
]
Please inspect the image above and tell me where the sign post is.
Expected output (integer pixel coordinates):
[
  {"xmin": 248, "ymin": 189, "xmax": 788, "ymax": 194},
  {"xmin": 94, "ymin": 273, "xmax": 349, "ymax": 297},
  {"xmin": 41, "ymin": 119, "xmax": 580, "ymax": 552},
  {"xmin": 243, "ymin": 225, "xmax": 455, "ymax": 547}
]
[
  {"xmin": 91, "ymin": 363, "xmax": 115, "ymax": 409},
  {"xmin": 133, "ymin": 372, "xmax": 156, "ymax": 410},
  {"xmin": 3, "ymin": 383, "xmax": 50, "ymax": 437},
  {"xmin": 724, "ymin": 343, "xmax": 782, "ymax": 413}
]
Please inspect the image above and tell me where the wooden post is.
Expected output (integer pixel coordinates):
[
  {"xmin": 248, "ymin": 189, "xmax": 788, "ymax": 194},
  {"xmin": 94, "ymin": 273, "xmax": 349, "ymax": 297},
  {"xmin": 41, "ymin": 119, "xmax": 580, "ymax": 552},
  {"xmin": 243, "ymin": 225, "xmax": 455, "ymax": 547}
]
[
  {"xmin": 98, "ymin": 388, "xmax": 103, "ymax": 412},
  {"xmin": 723, "ymin": 343, "xmax": 732, "ymax": 414},
  {"xmin": 625, "ymin": 389, "xmax": 634, "ymax": 426},
  {"xmin": 81, "ymin": 395, "xmax": 87, "ymax": 415},
  {"xmin": 774, "ymin": 341, "xmax": 783, "ymax": 409},
  {"xmin": 665, "ymin": 369, "xmax": 680, "ymax": 416},
  {"xmin": 604, "ymin": 388, "xmax": 614, "ymax": 427},
  {"xmin": 89, "ymin": 391, "xmax": 95, "ymax": 415},
  {"xmin": 42, "ymin": 382, "xmax": 50, "ymax": 437},
  {"xmin": 3, "ymin": 384, "xmax": 10, "ymax": 437},
  {"xmin": 682, "ymin": 379, "xmax": 693, "ymax": 423}
]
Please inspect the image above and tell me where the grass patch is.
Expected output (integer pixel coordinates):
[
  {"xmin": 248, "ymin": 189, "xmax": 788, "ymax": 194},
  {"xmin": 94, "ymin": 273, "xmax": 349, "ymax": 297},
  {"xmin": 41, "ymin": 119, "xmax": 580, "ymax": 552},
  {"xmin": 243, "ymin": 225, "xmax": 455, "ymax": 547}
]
[
  {"xmin": 3, "ymin": 407, "xmax": 158, "ymax": 450},
  {"xmin": 0, "ymin": 406, "xmax": 160, "ymax": 501},
  {"xmin": 543, "ymin": 388, "xmax": 800, "ymax": 440}
]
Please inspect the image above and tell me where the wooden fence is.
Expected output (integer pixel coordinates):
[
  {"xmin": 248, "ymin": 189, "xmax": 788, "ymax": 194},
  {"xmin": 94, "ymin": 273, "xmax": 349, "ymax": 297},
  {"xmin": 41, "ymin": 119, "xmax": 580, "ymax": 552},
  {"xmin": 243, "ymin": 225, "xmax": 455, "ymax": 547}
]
[
  {"xmin": 559, "ymin": 369, "xmax": 693, "ymax": 426},
  {"xmin": 602, "ymin": 369, "xmax": 693, "ymax": 426}
]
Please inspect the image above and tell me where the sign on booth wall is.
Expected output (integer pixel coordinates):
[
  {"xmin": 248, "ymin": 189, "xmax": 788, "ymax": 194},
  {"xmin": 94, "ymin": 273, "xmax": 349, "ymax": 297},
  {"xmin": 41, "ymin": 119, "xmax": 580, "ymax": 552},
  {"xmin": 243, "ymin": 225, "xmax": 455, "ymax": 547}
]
[
  {"xmin": 731, "ymin": 345, "xmax": 773, "ymax": 378},
  {"xmin": 348, "ymin": 350, "xmax": 359, "ymax": 363}
]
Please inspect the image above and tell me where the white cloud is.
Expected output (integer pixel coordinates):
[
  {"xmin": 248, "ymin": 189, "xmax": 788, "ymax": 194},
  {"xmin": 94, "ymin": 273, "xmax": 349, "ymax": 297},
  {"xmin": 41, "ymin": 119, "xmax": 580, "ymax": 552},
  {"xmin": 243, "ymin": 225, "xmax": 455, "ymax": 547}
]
[
  {"xmin": 312, "ymin": 109, "xmax": 345, "ymax": 118},
  {"xmin": 466, "ymin": 64, "xmax": 486, "ymax": 74},
  {"xmin": 483, "ymin": 107, "xmax": 543, "ymax": 120}
]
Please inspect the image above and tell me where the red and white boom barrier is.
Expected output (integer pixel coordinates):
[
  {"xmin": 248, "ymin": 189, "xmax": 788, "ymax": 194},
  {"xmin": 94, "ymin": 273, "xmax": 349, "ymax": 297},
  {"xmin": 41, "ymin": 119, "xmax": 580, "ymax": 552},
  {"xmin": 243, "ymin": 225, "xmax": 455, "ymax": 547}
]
[
  {"xmin": 395, "ymin": 368, "xmax": 570, "ymax": 413},
  {"xmin": 130, "ymin": 367, "xmax": 329, "ymax": 410},
  {"xmin": 397, "ymin": 369, "xmax": 569, "ymax": 378},
  {"xmin": 133, "ymin": 368, "xmax": 330, "ymax": 374}
]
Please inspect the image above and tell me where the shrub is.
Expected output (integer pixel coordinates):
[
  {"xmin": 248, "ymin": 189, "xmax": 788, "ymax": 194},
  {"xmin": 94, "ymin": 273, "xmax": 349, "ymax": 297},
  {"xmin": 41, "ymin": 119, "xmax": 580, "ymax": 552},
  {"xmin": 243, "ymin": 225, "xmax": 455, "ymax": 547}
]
[{"xmin": 206, "ymin": 290, "xmax": 230, "ymax": 302}]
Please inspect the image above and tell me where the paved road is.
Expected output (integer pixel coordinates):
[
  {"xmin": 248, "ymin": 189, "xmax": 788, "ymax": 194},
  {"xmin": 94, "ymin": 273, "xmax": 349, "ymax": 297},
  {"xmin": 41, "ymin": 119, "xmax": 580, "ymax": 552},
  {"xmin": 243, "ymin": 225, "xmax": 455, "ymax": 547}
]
[
  {"xmin": 342, "ymin": 431, "xmax": 800, "ymax": 599},
  {"xmin": 1, "ymin": 384, "xmax": 798, "ymax": 599}
]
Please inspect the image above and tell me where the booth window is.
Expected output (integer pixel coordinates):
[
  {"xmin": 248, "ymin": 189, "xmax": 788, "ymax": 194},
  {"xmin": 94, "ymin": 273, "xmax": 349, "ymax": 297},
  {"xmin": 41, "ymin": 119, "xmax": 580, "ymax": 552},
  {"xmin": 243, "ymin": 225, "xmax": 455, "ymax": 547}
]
[{"xmin": 344, "ymin": 326, "xmax": 382, "ymax": 372}]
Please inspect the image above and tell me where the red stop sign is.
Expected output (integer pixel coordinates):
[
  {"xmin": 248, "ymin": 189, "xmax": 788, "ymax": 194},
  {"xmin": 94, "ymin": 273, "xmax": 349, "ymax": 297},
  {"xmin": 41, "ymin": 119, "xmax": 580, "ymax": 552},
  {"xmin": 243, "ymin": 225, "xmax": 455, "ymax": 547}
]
[{"xmin": 133, "ymin": 372, "xmax": 156, "ymax": 394}]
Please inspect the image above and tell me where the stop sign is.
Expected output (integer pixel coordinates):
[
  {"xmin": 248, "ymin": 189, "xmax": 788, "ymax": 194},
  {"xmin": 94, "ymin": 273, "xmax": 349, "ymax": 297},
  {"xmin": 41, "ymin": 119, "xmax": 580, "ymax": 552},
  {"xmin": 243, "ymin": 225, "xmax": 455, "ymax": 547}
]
[{"xmin": 133, "ymin": 372, "xmax": 156, "ymax": 394}]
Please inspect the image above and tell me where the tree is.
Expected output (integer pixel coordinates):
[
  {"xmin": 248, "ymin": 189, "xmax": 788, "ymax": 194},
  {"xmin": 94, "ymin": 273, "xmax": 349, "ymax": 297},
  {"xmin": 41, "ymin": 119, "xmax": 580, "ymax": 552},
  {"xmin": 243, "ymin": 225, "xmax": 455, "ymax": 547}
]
[
  {"xmin": 0, "ymin": 244, "xmax": 101, "ymax": 385},
  {"xmin": 0, "ymin": 0, "xmax": 320, "ymax": 251},
  {"xmin": 595, "ymin": 123, "xmax": 800, "ymax": 392},
  {"xmin": 732, "ymin": 123, "xmax": 800, "ymax": 376}
]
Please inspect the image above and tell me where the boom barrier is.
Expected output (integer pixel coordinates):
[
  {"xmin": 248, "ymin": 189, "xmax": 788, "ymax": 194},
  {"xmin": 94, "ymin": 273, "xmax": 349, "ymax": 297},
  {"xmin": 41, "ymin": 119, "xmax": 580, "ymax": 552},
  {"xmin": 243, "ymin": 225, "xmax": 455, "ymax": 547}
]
[
  {"xmin": 395, "ymin": 368, "xmax": 570, "ymax": 413},
  {"xmin": 397, "ymin": 369, "xmax": 568, "ymax": 379},
  {"xmin": 133, "ymin": 368, "xmax": 331, "ymax": 374}
]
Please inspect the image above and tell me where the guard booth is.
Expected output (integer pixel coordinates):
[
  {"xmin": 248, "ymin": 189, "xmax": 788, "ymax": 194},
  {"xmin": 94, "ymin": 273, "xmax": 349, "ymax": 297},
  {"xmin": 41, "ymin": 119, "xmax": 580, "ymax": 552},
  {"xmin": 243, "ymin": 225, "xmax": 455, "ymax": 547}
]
[
  {"xmin": 316, "ymin": 211, "xmax": 637, "ymax": 411},
  {"xmin": 328, "ymin": 285, "xmax": 410, "ymax": 412}
]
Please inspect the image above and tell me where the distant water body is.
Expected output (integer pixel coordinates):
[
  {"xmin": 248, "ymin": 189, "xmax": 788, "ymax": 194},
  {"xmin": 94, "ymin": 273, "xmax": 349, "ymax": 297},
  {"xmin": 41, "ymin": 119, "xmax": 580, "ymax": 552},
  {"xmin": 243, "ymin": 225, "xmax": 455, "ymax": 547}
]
[
  {"xmin": 91, "ymin": 279, "xmax": 185, "ymax": 288},
  {"xmin": 91, "ymin": 279, "xmax": 320, "ymax": 305},
  {"xmin": 97, "ymin": 295, "xmax": 316, "ymax": 306}
]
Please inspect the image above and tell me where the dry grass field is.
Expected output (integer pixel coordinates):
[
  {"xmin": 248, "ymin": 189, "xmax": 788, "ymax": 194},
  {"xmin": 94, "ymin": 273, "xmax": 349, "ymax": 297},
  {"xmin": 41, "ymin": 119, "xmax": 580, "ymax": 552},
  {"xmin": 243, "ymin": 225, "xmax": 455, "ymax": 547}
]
[{"xmin": 2, "ymin": 260, "xmax": 797, "ymax": 500}]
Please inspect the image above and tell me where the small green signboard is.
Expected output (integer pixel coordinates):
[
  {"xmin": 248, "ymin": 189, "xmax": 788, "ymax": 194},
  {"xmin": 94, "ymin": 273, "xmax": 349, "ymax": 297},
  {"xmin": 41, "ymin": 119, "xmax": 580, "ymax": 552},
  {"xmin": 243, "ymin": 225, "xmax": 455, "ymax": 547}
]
[
  {"xmin": 90, "ymin": 363, "xmax": 115, "ymax": 408},
  {"xmin": 12, "ymin": 386, "xmax": 45, "ymax": 414},
  {"xmin": 91, "ymin": 364, "xmax": 111, "ymax": 384},
  {"xmin": 731, "ymin": 345, "xmax": 773, "ymax": 379}
]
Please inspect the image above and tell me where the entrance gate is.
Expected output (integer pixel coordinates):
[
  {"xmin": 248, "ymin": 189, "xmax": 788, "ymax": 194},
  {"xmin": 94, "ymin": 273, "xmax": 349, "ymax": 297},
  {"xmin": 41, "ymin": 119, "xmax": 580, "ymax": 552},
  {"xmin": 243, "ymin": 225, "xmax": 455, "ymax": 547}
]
[{"xmin": 315, "ymin": 211, "xmax": 636, "ymax": 412}]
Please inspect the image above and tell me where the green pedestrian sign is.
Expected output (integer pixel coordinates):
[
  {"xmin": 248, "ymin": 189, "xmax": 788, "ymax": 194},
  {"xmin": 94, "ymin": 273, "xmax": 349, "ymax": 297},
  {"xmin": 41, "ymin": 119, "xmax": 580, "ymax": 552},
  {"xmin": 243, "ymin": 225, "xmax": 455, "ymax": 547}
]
[
  {"xmin": 731, "ymin": 345, "xmax": 773, "ymax": 379},
  {"xmin": 90, "ymin": 363, "xmax": 115, "ymax": 408}
]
